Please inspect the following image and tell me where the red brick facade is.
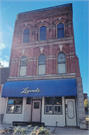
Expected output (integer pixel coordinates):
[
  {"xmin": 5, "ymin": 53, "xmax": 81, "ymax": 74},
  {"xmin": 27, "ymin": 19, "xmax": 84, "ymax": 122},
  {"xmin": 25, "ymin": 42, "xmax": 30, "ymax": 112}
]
[{"xmin": 9, "ymin": 4, "xmax": 80, "ymax": 79}]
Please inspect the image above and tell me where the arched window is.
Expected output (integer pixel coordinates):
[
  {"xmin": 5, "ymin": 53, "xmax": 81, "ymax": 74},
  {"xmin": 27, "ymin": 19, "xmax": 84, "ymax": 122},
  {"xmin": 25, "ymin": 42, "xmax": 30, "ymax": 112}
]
[
  {"xmin": 39, "ymin": 26, "xmax": 46, "ymax": 40},
  {"xmin": 57, "ymin": 23, "xmax": 64, "ymax": 38},
  {"xmin": 57, "ymin": 52, "xmax": 66, "ymax": 73},
  {"xmin": 19, "ymin": 56, "xmax": 27, "ymax": 76},
  {"xmin": 23, "ymin": 28, "xmax": 30, "ymax": 43},
  {"xmin": 38, "ymin": 54, "xmax": 46, "ymax": 75}
]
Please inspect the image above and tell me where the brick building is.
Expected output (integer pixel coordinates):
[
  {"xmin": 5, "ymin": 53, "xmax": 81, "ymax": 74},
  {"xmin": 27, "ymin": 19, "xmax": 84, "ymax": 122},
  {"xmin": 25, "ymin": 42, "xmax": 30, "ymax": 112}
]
[{"xmin": 1, "ymin": 3, "xmax": 86, "ymax": 129}]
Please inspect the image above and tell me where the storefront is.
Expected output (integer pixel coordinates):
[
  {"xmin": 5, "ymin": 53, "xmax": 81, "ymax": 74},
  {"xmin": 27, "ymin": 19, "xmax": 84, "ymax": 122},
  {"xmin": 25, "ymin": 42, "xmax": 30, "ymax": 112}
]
[{"xmin": 1, "ymin": 78, "xmax": 77, "ymax": 126}]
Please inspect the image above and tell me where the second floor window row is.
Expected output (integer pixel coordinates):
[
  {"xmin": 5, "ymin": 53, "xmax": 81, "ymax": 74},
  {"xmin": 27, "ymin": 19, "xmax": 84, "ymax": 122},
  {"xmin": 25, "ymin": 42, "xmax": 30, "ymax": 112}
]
[{"xmin": 19, "ymin": 52, "xmax": 66, "ymax": 76}]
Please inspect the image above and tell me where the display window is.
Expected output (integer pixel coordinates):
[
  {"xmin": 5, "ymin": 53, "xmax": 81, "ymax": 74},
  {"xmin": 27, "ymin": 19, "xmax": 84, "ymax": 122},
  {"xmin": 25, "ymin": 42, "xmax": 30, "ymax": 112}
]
[
  {"xmin": 45, "ymin": 97, "xmax": 62, "ymax": 114},
  {"xmin": 7, "ymin": 98, "xmax": 23, "ymax": 114}
]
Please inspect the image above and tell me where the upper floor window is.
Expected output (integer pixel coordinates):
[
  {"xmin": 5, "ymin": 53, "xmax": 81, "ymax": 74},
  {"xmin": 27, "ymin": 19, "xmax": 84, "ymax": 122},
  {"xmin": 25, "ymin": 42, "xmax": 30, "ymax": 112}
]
[
  {"xmin": 39, "ymin": 26, "xmax": 46, "ymax": 40},
  {"xmin": 38, "ymin": 54, "xmax": 46, "ymax": 75},
  {"xmin": 23, "ymin": 28, "xmax": 30, "ymax": 43},
  {"xmin": 57, "ymin": 52, "xmax": 66, "ymax": 74},
  {"xmin": 19, "ymin": 56, "xmax": 27, "ymax": 76},
  {"xmin": 57, "ymin": 23, "xmax": 64, "ymax": 38}
]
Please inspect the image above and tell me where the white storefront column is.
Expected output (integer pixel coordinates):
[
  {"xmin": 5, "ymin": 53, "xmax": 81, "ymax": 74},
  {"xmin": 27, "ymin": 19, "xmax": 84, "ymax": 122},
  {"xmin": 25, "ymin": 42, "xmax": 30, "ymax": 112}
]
[
  {"xmin": 76, "ymin": 77, "xmax": 86, "ymax": 129},
  {"xmin": 23, "ymin": 97, "xmax": 31, "ymax": 121}
]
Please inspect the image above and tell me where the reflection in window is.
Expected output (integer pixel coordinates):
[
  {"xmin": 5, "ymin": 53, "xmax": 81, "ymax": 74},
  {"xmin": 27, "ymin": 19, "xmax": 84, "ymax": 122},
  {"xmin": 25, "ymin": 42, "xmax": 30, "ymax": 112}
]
[
  {"xmin": 57, "ymin": 23, "xmax": 64, "ymax": 38},
  {"xmin": 39, "ymin": 26, "xmax": 46, "ymax": 40},
  {"xmin": 38, "ymin": 54, "xmax": 46, "ymax": 75},
  {"xmin": 57, "ymin": 52, "xmax": 66, "ymax": 74},
  {"xmin": 45, "ymin": 97, "xmax": 62, "ymax": 114},
  {"xmin": 19, "ymin": 56, "xmax": 27, "ymax": 76},
  {"xmin": 54, "ymin": 105, "xmax": 61, "ymax": 113},
  {"xmin": 23, "ymin": 28, "xmax": 30, "ymax": 43},
  {"xmin": 14, "ymin": 106, "xmax": 22, "ymax": 113},
  {"xmin": 45, "ymin": 105, "xmax": 52, "ymax": 113},
  {"xmin": 7, "ymin": 98, "xmax": 23, "ymax": 114},
  {"xmin": 7, "ymin": 105, "xmax": 14, "ymax": 113},
  {"xmin": 34, "ymin": 102, "xmax": 39, "ymax": 109}
]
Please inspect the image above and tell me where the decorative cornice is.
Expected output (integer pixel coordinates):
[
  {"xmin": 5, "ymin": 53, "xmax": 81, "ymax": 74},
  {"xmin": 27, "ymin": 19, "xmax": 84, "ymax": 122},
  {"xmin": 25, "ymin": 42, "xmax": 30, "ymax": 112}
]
[
  {"xmin": 8, "ymin": 73, "xmax": 76, "ymax": 81},
  {"xmin": 12, "ymin": 37, "xmax": 73, "ymax": 49}
]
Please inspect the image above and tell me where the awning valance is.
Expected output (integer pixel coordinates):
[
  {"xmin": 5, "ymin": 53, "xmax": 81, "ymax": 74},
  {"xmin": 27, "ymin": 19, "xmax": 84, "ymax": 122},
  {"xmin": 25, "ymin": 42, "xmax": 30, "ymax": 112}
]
[{"xmin": 1, "ymin": 79, "xmax": 77, "ymax": 97}]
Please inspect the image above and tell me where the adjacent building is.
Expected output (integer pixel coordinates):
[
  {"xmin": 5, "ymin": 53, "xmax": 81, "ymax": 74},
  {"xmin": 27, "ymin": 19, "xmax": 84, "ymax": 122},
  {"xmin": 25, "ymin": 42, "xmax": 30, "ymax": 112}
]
[
  {"xmin": 0, "ymin": 65, "xmax": 10, "ymax": 123},
  {"xmin": 1, "ymin": 3, "xmax": 86, "ymax": 129}
]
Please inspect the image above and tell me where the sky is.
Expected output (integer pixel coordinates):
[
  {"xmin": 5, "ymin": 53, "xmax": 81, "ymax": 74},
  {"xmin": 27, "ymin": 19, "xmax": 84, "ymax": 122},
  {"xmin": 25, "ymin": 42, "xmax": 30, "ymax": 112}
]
[{"xmin": 0, "ymin": 0, "xmax": 88, "ymax": 94}]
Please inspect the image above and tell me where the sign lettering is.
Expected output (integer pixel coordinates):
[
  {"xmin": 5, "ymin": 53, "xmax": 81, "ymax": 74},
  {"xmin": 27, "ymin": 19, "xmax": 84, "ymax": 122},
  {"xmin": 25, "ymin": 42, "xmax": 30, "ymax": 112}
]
[{"xmin": 21, "ymin": 87, "xmax": 41, "ymax": 95}]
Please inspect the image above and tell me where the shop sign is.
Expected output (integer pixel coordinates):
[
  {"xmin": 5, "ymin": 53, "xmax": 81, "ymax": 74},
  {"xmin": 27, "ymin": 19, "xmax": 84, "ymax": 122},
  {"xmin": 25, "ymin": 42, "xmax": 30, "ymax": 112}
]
[{"xmin": 21, "ymin": 87, "xmax": 41, "ymax": 95}]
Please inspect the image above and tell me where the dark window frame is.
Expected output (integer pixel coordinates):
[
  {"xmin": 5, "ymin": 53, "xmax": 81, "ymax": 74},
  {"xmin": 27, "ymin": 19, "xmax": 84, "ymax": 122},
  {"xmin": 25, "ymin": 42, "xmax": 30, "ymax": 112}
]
[
  {"xmin": 38, "ymin": 54, "xmax": 46, "ymax": 75},
  {"xmin": 19, "ymin": 56, "xmax": 27, "ymax": 76},
  {"xmin": 26, "ymin": 97, "xmax": 31, "ymax": 104},
  {"xmin": 23, "ymin": 28, "xmax": 30, "ymax": 43},
  {"xmin": 57, "ymin": 52, "xmax": 66, "ymax": 74},
  {"xmin": 57, "ymin": 23, "xmax": 64, "ymax": 38},
  {"xmin": 39, "ymin": 26, "xmax": 46, "ymax": 40}
]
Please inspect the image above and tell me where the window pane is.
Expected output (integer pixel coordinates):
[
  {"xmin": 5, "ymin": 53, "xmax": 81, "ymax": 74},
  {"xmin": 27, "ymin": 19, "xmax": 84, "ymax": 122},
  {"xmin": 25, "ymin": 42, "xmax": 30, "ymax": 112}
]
[
  {"xmin": 45, "ymin": 97, "xmax": 50, "ymax": 105},
  {"xmin": 57, "ymin": 23, "xmax": 64, "ymax": 38},
  {"xmin": 57, "ymin": 53, "xmax": 65, "ymax": 63},
  {"xmin": 8, "ymin": 99, "xmax": 14, "ymax": 104},
  {"xmin": 49, "ymin": 106, "xmax": 52, "ymax": 111},
  {"xmin": 14, "ymin": 105, "xmax": 22, "ymax": 113},
  {"xmin": 38, "ymin": 54, "xmax": 46, "ymax": 65},
  {"xmin": 20, "ymin": 56, "xmax": 27, "ymax": 66},
  {"xmin": 54, "ymin": 105, "xmax": 61, "ymax": 113},
  {"xmin": 57, "ymin": 23, "xmax": 64, "ymax": 29},
  {"xmin": 20, "ymin": 66, "xmax": 26, "ymax": 76},
  {"xmin": 14, "ymin": 98, "xmax": 23, "ymax": 105},
  {"xmin": 57, "ymin": 29, "xmax": 64, "ymax": 38},
  {"xmin": 38, "ymin": 65, "xmax": 45, "ymax": 75},
  {"xmin": 45, "ymin": 105, "xmax": 52, "ymax": 113},
  {"xmin": 7, "ymin": 105, "xmax": 14, "ymax": 113},
  {"xmin": 23, "ymin": 34, "xmax": 29, "ymax": 43},
  {"xmin": 45, "ymin": 97, "xmax": 62, "ymax": 105},
  {"xmin": 23, "ymin": 28, "xmax": 30, "ymax": 43},
  {"xmin": 58, "ymin": 106, "xmax": 61, "ymax": 112},
  {"xmin": 46, "ymin": 106, "xmax": 49, "ymax": 112},
  {"xmin": 23, "ymin": 28, "xmax": 30, "ymax": 34},
  {"xmin": 26, "ymin": 97, "xmax": 31, "ymax": 104},
  {"xmin": 55, "ymin": 106, "xmax": 57, "ymax": 111},
  {"xmin": 58, "ymin": 63, "xmax": 66, "ymax": 73},
  {"xmin": 40, "ymin": 26, "xmax": 46, "ymax": 40},
  {"xmin": 34, "ymin": 102, "xmax": 39, "ymax": 109}
]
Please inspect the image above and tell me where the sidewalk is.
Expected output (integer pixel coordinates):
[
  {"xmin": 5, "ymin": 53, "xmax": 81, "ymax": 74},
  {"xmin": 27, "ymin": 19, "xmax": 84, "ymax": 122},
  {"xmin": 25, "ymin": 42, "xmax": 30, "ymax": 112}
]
[
  {"xmin": 0, "ymin": 123, "xmax": 89, "ymax": 135},
  {"xmin": 53, "ymin": 127, "xmax": 89, "ymax": 135},
  {"xmin": 0, "ymin": 123, "xmax": 54, "ymax": 134}
]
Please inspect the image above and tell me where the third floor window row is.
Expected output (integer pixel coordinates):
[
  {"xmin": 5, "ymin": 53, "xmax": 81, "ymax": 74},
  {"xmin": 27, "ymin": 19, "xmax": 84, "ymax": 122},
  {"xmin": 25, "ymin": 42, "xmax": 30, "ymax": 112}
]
[{"xmin": 23, "ymin": 23, "xmax": 64, "ymax": 43}]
